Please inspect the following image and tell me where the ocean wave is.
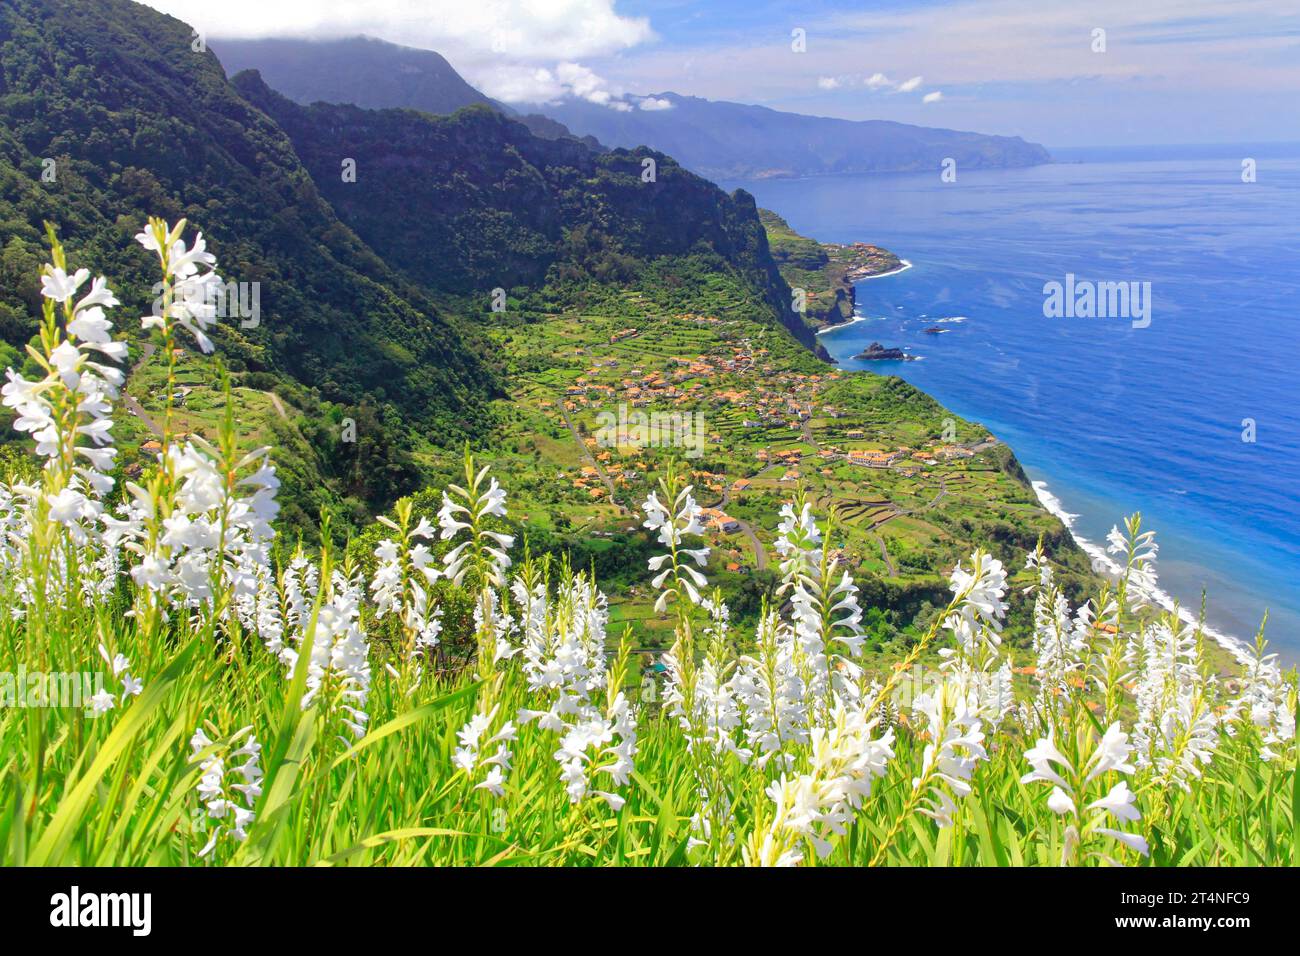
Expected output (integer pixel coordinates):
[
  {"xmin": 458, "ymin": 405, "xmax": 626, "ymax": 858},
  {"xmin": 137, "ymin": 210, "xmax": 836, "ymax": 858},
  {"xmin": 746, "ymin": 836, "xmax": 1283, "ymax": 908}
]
[{"xmin": 1031, "ymin": 480, "xmax": 1252, "ymax": 666}]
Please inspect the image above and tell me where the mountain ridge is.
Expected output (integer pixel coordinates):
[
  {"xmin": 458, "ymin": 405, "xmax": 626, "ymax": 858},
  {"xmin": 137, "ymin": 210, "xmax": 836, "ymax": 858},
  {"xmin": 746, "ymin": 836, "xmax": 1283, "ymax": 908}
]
[
  {"xmin": 200, "ymin": 35, "xmax": 1051, "ymax": 181},
  {"xmin": 233, "ymin": 71, "xmax": 825, "ymax": 355},
  {"xmin": 211, "ymin": 35, "xmax": 606, "ymax": 150},
  {"xmin": 211, "ymin": 35, "xmax": 500, "ymax": 117},
  {"xmin": 0, "ymin": 0, "xmax": 501, "ymax": 432}
]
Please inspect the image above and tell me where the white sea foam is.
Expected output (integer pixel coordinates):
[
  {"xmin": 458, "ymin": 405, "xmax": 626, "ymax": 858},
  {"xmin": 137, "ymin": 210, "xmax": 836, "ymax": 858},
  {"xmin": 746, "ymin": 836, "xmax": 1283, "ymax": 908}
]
[
  {"xmin": 817, "ymin": 315, "xmax": 868, "ymax": 336},
  {"xmin": 1031, "ymin": 480, "xmax": 1253, "ymax": 666},
  {"xmin": 856, "ymin": 258, "xmax": 913, "ymax": 281}
]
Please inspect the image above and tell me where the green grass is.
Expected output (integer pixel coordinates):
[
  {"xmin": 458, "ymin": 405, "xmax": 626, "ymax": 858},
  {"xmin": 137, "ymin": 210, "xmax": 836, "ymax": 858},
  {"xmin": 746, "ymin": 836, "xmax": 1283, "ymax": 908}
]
[{"xmin": 3, "ymin": 527, "xmax": 1294, "ymax": 867}]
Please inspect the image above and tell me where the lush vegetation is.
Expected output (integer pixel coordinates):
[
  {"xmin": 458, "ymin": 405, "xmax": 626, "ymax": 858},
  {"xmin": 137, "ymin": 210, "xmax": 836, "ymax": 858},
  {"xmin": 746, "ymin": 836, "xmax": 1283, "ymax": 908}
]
[
  {"xmin": 481, "ymin": 299, "xmax": 1102, "ymax": 654},
  {"xmin": 237, "ymin": 75, "xmax": 817, "ymax": 353},
  {"xmin": 0, "ymin": 0, "xmax": 499, "ymax": 436},
  {"xmin": 1, "ymin": 0, "xmax": 833, "ymax": 539},
  {"xmin": 3, "ymin": 0, "xmax": 1292, "ymax": 871},
  {"xmin": 1, "ymin": 226, "xmax": 1294, "ymax": 868}
]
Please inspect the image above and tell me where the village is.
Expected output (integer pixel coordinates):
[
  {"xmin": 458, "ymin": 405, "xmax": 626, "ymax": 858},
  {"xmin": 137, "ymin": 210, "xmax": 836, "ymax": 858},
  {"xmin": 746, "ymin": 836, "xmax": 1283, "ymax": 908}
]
[
  {"xmin": 541, "ymin": 317, "xmax": 988, "ymax": 508},
  {"xmin": 505, "ymin": 309, "xmax": 1012, "ymax": 591}
]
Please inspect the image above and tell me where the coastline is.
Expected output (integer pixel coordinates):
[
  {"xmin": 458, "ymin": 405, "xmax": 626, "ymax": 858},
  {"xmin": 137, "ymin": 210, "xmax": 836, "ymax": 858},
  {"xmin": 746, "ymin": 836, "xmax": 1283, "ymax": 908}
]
[
  {"xmin": 850, "ymin": 258, "xmax": 913, "ymax": 283},
  {"xmin": 743, "ymin": 157, "xmax": 1300, "ymax": 670},
  {"xmin": 1030, "ymin": 479, "xmax": 1254, "ymax": 667},
  {"xmin": 815, "ymin": 312, "xmax": 872, "ymax": 336},
  {"xmin": 814, "ymin": 260, "xmax": 913, "ymax": 337},
  {"xmin": 818, "ymin": 247, "xmax": 1254, "ymax": 667}
]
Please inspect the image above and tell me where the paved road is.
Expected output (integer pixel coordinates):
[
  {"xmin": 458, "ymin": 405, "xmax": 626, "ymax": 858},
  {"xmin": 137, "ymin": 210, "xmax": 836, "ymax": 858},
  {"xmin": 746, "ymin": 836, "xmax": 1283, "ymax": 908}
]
[
  {"xmin": 710, "ymin": 481, "xmax": 768, "ymax": 571},
  {"xmin": 920, "ymin": 473, "xmax": 948, "ymax": 512},
  {"xmin": 558, "ymin": 400, "xmax": 626, "ymax": 514},
  {"xmin": 800, "ymin": 412, "xmax": 819, "ymax": 451},
  {"xmin": 732, "ymin": 515, "xmax": 768, "ymax": 572},
  {"xmin": 871, "ymin": 531, "xmax": 898, "ymax": 577},
  {"xmin": 122, "ymin": 342, "xmax": 162, "ymax": 436},
  {"xmin": 263, "ymin": 390, "xmax": 288, "ymax": 421}
]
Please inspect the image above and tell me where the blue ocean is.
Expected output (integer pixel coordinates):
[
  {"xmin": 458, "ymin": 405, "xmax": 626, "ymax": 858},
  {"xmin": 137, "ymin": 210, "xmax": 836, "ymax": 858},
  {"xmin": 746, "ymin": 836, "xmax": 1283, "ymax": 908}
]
[{"xmin": 729, "ymin": 146, "xmax": 1300, "ymax": 661}]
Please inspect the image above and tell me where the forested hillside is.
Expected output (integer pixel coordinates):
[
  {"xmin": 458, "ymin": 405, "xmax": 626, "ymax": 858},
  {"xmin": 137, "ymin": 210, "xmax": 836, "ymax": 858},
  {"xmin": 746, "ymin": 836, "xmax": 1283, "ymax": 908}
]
[
  {"xmin": 0, "ymin": 0, "xmax": 500, "ymax": 438},
  {"xmin": 235, "ymin": 75, "xmax": 822, "ymax": 354}
]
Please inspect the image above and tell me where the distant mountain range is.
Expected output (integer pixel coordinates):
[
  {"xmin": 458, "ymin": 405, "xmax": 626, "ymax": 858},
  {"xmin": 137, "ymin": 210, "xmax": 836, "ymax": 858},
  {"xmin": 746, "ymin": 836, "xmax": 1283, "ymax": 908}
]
[
  {"xmin": 538, "ymin": 92, "xmax": 1052, "ymax": 181},
  {"xmin": 212, "ymin": 36, "xmax": 605, "ymax": 150},
  {"xmin": 209, "ymin": 36, "xmax": 1051, "ymax": 181}
]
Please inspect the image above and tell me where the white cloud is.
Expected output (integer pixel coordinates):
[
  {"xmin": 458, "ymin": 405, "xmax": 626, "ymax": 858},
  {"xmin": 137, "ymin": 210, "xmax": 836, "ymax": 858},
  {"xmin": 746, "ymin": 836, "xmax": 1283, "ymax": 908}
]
[
  {"xmin": 476, "ymin": 65, "xmax": 566, "ymax": 104},
  {"xmin": 637, "ymin": 96, "xmax": 674, "ymax": 111},
  {"xmin": 140, "ymin": 0, "xmax": 652, "ymax": 59},
  {"xmin": 139, "ymin": 0, "xmax": 654, "ymax": 111},
  {"xmin": 476, "ymin": 60, "xmax": 640, "ymax": 111},
  {"xmin": 862, "ymin": 72, "xmax": 925, "ymax": 94},
  {"xmin": 554, "ymin": 62, "xmax": 617, "ymax": 105},
  {"xmin": 817, "ymin": 76, "xmax": 841, "ymax": 90},
  {"xmin": 922, "ymin": 90, "xmax": 943, "ymax": 103}
]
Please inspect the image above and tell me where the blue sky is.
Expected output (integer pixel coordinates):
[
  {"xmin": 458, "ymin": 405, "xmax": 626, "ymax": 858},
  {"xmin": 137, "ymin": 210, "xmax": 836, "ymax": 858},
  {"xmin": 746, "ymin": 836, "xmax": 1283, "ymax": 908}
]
[{"xmin": 143, "ymin": 0, "xmax": 1300, "ymax": 147}]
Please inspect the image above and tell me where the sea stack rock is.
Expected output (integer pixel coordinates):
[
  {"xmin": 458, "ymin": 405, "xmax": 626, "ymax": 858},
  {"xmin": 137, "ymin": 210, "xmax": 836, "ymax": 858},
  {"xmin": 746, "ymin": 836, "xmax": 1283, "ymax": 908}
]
[{"xmin": 854, "ymin": 342, "xmax": 914, "ymax": 361}]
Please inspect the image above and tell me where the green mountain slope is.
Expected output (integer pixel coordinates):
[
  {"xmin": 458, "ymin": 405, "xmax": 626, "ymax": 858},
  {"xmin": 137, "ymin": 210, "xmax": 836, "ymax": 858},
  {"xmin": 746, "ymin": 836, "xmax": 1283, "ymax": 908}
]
[
  {"xmin": 234, "ymin": 74, "xmax": 825, "ymax": 355},
  {"xmin": 0, "ymin": 0, "xmax": 1089, "ymax": 598},
  {"xmin": 0, "ymin": 0, "xmax": 499, "ymax": 435},
  {"xmin": 760, "ymin": 208, "xmax": 903, "ymax": 331},
  {"xmin": 211, "ymin": 35, "xmax": 498, "ymax": 116}
]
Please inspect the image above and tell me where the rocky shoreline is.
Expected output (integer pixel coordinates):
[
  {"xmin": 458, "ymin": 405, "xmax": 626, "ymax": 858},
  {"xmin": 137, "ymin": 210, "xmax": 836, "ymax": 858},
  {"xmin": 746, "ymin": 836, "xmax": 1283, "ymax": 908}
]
[{"xmin": 759, "ymin": 209, "xmax": 904, "ymax": 332}]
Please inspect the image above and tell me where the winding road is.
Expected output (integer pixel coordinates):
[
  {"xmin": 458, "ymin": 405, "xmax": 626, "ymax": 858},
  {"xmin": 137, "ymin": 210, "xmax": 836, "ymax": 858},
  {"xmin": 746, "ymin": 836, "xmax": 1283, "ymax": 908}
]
[
  {"xmin": 122, "ymin": 342, "xmax": 162, "ymax": 436},
  {"xmin": 712, "ymin": 481, "xmax": 768, "ymax": 572},
  {"xmin": 558, "ymin": 400, "xmax": 626, "ymax": 514},
  {"xmin": 871, "ymin": 532, "xmax": 898, "ymax": 577}
]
